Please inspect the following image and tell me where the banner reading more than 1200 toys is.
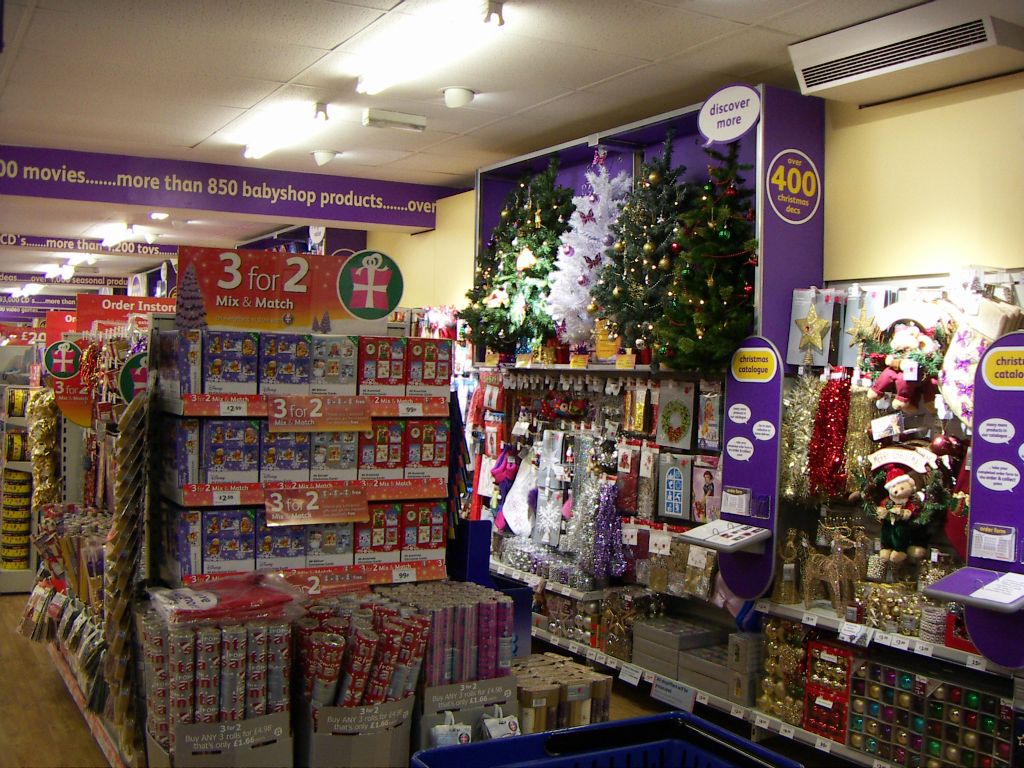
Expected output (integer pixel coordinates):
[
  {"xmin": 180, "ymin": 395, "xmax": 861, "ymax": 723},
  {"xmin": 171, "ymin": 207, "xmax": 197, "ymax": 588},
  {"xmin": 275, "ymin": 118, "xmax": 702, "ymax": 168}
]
[{"xmin": 176, "ymin": 246, "xmax": 404, "ymax": 331}]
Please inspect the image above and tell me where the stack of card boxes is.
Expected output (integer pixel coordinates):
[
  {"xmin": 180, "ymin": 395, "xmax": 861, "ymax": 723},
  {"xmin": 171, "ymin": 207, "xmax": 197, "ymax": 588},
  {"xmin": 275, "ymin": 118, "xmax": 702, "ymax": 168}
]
[
  {"xmin": 311, "ymin": 335, "xmax": 358, "ymax": 396},
  {"xmin": 170, "ymin": 507, "xmax": 202, "ymax": 579},
  {"xmin": 305, "ymin": 524, "xmax": 354, "ymax": 568},
  {"xmin": 157, "ymin": 329, "xmax": 202, "ymax": 399},
  {"xmin": 511, "ymin": 653, "xmax": 613, "ymax": 733},
  {"xmin": 167, "ymin": 417, "xmax": 202, "ymax": 486},
  {"xmin": 354, "ymin": 503, "xmax": 401, "ymax": 564},
  {"xmin": 203, "ymin": 331, "xmax": 259, "ymax": 394},
  {"xmin": 202, "ymin": 508, "xmax": 257, "ymax": 573},
  {"xmin": 726, "ymin": 632, "xmax": 763, "ymax": 706},
  {"xmin": 259, "ymin": 333, "xmax": 312, "ymax": 394},
  {"xmin": 203, "ymin": 419, "xmax": 260, "ymax": 483},
  {"xmin": 259, "ymin": 423, "xmax": 311, "ymax": 482},
  {"xmin": 358, "ymin": 337, "xmax": 407, "ymax": 395},
  {"xmin": 631, "ymin": 617, "xmax": 730, "ymax": 683},
  {"xmin": 676, "ymin": 644, "xmax": 733, "ymax": 700},
  {"xmin": 358, "ymin": 420, "xmax": 405, "ymax": 479},
  {"xmin": 405, "ymin": 339, "xmax": 452, "ymax": 397},
  {"xmin": 399, "ymin": 501, "xmax": 446, "ymax": 562},
  {"xmin": 255, "ymin": 509, "xmax": 307, "ymax": 570},
  {"xmin": 310, "ymin": 431, "xmax": 358, "ymax": 480},
  {"xmin": 403, "ymin": 420, "xmax": 449, "ymax": 479}
]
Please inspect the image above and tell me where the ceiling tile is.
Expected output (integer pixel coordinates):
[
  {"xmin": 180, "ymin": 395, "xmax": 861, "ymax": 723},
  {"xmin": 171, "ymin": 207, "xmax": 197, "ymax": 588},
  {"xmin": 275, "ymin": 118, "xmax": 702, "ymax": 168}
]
[
  {"xmin": 647, "ymin": 0, "xmax": 815, "ymax": 26},
  {"xmin": 662, "ymin": 25, "xmax": 798, "ymax": 76},
  {"xmin": 759, "ymin": 0, "xmax": 922, "ymax": 39}
]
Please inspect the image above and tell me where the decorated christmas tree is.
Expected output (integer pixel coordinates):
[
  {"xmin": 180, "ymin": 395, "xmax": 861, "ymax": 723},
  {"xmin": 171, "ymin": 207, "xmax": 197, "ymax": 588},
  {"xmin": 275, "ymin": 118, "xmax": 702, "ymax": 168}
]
[
  {"xmin": 653, "ymin": 142, "xmax": 757, "ymax": 368},
  {"xmin": 319, "ymin": 309, "xmax": 331, "ymax": 333},
  {"xmin": 591, "ymin": 135, "xmax": 688, "ymax": 353},
  {"xmin": 547, "ymin": 151, "xmax": 631, "ymax": 344},
  {"xmin": 175, "ymin": 263, "xmax": 208, "ymax": 330},
  {"xmin": 461, "ymin": 159, "xmax": 575, "ymax": 354}
]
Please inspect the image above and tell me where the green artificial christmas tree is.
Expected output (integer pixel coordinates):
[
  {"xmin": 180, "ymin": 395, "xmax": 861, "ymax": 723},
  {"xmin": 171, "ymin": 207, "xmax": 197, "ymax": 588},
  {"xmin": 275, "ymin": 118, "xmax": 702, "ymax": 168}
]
[
  {"xmin": 591, "ymin": 135, "xmax": 688, "ymax": 353},
  {"xmin": 462, "ymin": 159, "xmax": 575, "ymax": 354},
  {"xmin": 654, "ymin": 142, "xmax": 757, "ymax": 368}
]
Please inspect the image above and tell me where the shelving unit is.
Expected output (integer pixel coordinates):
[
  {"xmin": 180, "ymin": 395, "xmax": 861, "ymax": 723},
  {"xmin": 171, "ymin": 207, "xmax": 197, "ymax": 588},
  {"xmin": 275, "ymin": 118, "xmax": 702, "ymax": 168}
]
[
  {"xmin": 530, "ymin": 623, "xmax": 879, "ymax": 768},
  {"xmin": 0, "ymin": 384, "xmax": 39, "ymax": 593},
  {"xmin": 162, "ymin": 477, "xmax": 448, "ymax": 507},
  {"xmin": 489, "ymin": 558, "xmax": 608, "ymax": 601}
]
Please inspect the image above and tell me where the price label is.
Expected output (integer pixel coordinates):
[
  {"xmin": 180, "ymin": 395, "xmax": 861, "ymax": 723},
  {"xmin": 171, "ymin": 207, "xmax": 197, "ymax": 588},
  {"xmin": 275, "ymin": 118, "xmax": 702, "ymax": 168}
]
[
  {"xmin": 814, "ymin": 736, "xmax": 833, "ymax": 753},
  {"xmin": 515, "ymin": 354, "xmax": 534, "ymax": 368},
  {"xmin": 643, "ymin": 671, "xmax": 656, "ymax": 684},
  {"xmin": 695, "ymin": 691, "xmax": 709, "ymax": 705},
  {"xmin": 219, "ymin": 399, "xmax": 248, "ymax": 416},
  {"xmin": 615, "ymin": 353, "xmax": 637, "ymax": 370},
  {"xmin": 874, "ymin": 632, "xmax": 892, "ymax": 646},
  {"xmin": 651, "ymin": 675, "xmax": 696, "ymax": 712},
  {"xmin": 754, "ymin": 714, "xmax": 771, "ymax": 729},
  {"xmin": 967, "ymin": 655, "xmax": 988, "ymax": 671},
  {"xmin": 839, "ymin": 622, "xmax": 874, "ymax": 648},
  {"xmin": 263, "ymin": 486, "xmax": 368, "ymax": 525},
  {"xmin": 391, "ymin": 566, "xmax": 416, "ymax": 583},
  {"xmin": 569, "ymin": 642, "xmax": 583, "ymax": 656},
  {"xmin": 890, "ymin": 636, "xmax": 911, "ymax": 651},
  {"xmin": 569, "ymin": 353, "xmax": 590, "ymax": 369},
  {"xmin": 873, "ymin": 760, "xmax": 891, "ymax": 768},
  {"xmin": 586, "ymin": 648, "xmax": 598, "ymax": 661},
  {"xmin": 594, "ymin": 652, "xmax": 608, "ymax": 666},
  {"xmin": 755, "ymin": 599, "xmax": 771, "ymax": 613},
  {"xmin": 730, "ymin": 705, "xmax": 746, "ymax": 720},
  {"xmin": 268, "ymin": 395, "xmax": 371, "ymax": 432},
  {"xmin": 621, "ymin": 525, "xmax": 639, "ymax": 546},
  {"xmin": 779, "ymin": 724, "xmax": 795, "ymax": 739},
  {"xmin": 605, "ymin": 656, "xmax": 619, "ymax": 670},
  {"xmin": 802, "ymin": 612, "xmax": 819, "ymax": 627},
  {"xmin": 213, "ymin": 490, "xmax": 241, "ymax": 505},
  {"xmin": 914, "ymin": 641, "xmax": 933, "ymax": 658},
  {"xmin": 618, "ymin": 663, "xmax": 643, "ymax": 686},
  {"xmin": 648, "ymin": 531, "xmax": 672, "ymax": 556},
  {"xmin": 484, "ymin": 352, "xmax": 501, "ymax": 367},
  {"xmin": 398, "ymin": 401, "xmax": 423, "ymax": 417}
]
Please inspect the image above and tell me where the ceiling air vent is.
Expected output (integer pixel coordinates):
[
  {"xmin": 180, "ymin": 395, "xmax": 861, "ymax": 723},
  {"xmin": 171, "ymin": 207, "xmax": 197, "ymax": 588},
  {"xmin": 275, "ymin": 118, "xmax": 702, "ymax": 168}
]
[{"xmin": 789, "ymin": 1, "xmax": 1024, "ymax": 105}]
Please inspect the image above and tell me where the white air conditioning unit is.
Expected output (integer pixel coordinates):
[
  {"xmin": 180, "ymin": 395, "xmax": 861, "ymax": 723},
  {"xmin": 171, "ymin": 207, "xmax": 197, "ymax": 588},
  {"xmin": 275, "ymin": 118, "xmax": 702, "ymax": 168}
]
[
  {"xmin": 788, "ymin": 0, "xmax": 1024, "ymax": 105},
  {"xmin": 361, "ymin": 108, "xmax": 427, "ymax": 132}
]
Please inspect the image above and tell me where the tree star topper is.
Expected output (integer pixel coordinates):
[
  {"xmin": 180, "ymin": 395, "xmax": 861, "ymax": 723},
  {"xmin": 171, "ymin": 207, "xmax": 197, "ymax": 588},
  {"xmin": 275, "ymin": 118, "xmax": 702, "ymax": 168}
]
[{"xmin": 795, "ymin": 304, "xmax": 830, "ymax": 353}]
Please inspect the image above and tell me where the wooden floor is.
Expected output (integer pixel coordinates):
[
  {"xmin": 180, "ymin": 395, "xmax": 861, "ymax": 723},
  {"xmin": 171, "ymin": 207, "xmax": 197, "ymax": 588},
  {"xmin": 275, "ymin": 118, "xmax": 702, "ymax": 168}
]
[{"xmin": 1, "ymin": 594, "xmax": 107, "ymax": 768}]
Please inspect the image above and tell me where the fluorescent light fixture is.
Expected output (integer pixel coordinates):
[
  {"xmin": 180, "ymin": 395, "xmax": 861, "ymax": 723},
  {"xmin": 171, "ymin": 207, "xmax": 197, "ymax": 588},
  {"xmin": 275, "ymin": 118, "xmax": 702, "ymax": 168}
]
[
  {"xmin": 443, "ymin": 86, "xmax": 476, "ymax": 108},
  {"xmin": 354, "ymin": 1, "xmax": 502, "ymax": 96},
  {"xmin": 312, "ymin": 150, "xmax": 340, "ymax": 167},
  {"xmin": 237, "ymin": 101, "xmax": 331, "ymax": 160},
  {"xmin": 59, "ymin": 264, "xmax": 75, "ymax": 280},
  {"xmin": 186, "ymin": 219, "xmax": 201, "ymax": 225},
  {"xmin": 44, "ymin": 264, "xmax": 62, "ymax": 279},
  {"xmin": 67, "ymin": 253, "xmax": 96, "ymax": 266},
  {"xmin": 20, "ymin": 283, "xmax": 44, "ymax": 296},
  {"xmin": 150, "ymin": 211, "xmax": 170, "ymax": 221},
  {"xmin": 361, "ymin": 108, "xmax": 426, "ymax": 132}
]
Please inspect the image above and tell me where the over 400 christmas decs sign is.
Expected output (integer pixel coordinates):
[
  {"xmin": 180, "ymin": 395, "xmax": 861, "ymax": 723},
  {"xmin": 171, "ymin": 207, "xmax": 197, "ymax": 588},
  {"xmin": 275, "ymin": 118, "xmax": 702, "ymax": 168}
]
[{"xmin": 176, "ymin": 246, "xmax": 404, "ymax": 331}]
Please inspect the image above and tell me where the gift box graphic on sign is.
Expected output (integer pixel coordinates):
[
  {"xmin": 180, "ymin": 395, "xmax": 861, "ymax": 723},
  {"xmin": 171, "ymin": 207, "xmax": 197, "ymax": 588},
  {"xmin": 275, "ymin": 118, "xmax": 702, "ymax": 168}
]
[{"xmin": 350, "ymin": 253, "xmax": 392, "ymax": 311}]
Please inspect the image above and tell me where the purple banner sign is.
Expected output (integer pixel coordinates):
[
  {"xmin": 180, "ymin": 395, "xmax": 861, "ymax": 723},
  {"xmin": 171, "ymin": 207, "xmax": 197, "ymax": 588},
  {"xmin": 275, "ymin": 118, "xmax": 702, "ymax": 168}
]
[
  {"xmin": 0, "ymin": 270, "xmax": 128, "ymax": 288},
  {"xmin": 0, "ymin": 312, "xmax": 44, "ymax": 322},
  {"xmin": 964, "ymin": 330, "xmax": 1024, "ymax": 667},
  {"xmin": 0, "ymin": 146, "xmax": 455, "ymax": 229},
  {"xmin": 718, "ymin": 336, "xmax": 783, "ymax": 599},
  {"xmin": 0, "ymin": 294, "xmax": 77, "ymax": 311},
  {"xmin": 0, "ymin": 231, "xmax": 177, "ymax": 258}
]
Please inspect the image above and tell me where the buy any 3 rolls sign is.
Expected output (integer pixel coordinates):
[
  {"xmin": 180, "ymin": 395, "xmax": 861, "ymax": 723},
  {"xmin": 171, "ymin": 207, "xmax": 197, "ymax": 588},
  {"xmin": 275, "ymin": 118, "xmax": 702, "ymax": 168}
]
[{"xmin": 176, "ymin": 246, "xmax": 404, "ymax": 331}]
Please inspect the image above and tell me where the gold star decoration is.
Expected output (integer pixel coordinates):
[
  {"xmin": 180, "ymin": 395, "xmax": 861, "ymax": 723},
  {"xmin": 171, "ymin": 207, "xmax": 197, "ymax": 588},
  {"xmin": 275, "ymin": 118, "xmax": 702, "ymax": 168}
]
[
  {"xmin": 795, "ymin": 304, "xmax": 830, "ymax": 353},
  {"xmin": 846, "ymin": 306, "xmax": 877, "ymax": 347}
]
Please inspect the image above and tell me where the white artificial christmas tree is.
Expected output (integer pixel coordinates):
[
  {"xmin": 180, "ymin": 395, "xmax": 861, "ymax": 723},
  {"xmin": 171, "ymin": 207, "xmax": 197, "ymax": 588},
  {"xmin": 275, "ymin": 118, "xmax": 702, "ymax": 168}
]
[{"xmin": 547, "ymin": 156, "xmax": 631, "ymax": 344}]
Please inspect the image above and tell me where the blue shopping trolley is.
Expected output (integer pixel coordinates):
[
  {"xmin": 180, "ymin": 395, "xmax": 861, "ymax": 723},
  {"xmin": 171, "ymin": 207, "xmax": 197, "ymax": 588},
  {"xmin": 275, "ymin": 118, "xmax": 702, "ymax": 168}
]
[{"xmin": 411, "ymin": 710, "xmax": 803, "ymax": 768}]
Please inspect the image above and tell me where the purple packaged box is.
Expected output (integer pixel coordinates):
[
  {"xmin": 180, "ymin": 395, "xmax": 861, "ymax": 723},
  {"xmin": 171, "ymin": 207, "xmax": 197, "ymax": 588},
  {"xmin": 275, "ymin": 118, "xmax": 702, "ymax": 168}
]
[
  {"xmin": 305, "ymin": 523, "xmax": 354, "ymax": 568},
  {"xmin": 203, "ymin": 419, "xmax": 261, "ymax": 483},
  {"xmin": 202, "ymin": 508, "xmax": 256, "ymax": 573},
  {"xmin": 256, "ymin": 510, "xmax": 307, "ymax": 570},
  {"xmin": 203, "ymin": 330, "xmax": 259, "ymax": 394},
  {"xmin": 310, "ymin": 431, "xmax": 358, "ymax": 481},
  {"xmin": 259, "ymin": 423, "xmax": 311, "ymax": 482},
  {"xmin": 157, "ymin": 329, "xmax": 202, "ymax": 400},
  {"xmin": 171, "ymin": 508, "xmax": 202, "ymax": 578},
  {"xmin": 166, "ymin": 416, "xmax": 203, "ymax": 488},
  {"xmin": 311, "ymin": 335, "xmax": 358, "ymax": 396},
  {"xmin": 259, "ymin": 333, "xmax": 312, "ymax": 395}
]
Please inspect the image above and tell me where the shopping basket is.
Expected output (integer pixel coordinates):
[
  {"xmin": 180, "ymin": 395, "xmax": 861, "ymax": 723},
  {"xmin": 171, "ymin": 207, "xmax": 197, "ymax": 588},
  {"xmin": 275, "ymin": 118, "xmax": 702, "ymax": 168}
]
[{"xmin": 410, "ymin": 710, "xmax": 803, "ymax": 768}]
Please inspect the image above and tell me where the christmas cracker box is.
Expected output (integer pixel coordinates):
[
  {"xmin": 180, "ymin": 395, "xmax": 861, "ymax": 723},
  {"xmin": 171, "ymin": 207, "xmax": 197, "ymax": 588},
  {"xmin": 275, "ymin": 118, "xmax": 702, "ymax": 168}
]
[
  {"xmin": 405, "ymin": 338, "xmax": 452, "ymax": 397},
  {"xmin": 311, "ymin": 335, "xmax": 358, "ymax": 396},
  {"xmin": 259, "ymin": 423, "xmax": 311, "ymax": 482},
  {"xmin": 157, "ymin": 329, "xmax": 202, "ymax": 400},
  {"xmin": 202, "ymin": 330, "xmax": 259, "ymax": 394},
  {"xmin": 358, "ymin": 336, "xmax": 407, "ymax": 396},
  {"xmin": 167, "ymin": 416, "xmax": 203, "ymax": 487},
  {"xmin": 358, "ymin": 419, "xmax": 406, "ymax": 480},
  {"xmin": 310, "ymin": 431, "xmax": 358, "ymax": 481},
  {"xmin": 692, "ymin": 454, "xmax": 722, "ymax": 523},
  {"xmin": 403, "ymin": 419, "xmax": 449, "ymax": 479},
  {"xmin": 201, "ymin": 508, "xmax": 256, "ymax": 573},
  {"xmin": 170, "ymin": 507, "xmax": 202, "ymax": 579},
  {"xmin": 658, "ymin": 452, "xmax": 693, "ymax": 520},
  {"xmin": 400, "ymin": 501, "xmax": 446, "ymax": 562},
  {"xmin": 203, "ymin": 419, "xmax": 261, "ymax": 483},
  {"xmin": 255, "ymin": 509, "xmax": 307, "ymax": 570},
  {"xmin": 259, "ymin": 332, "xmax": 311, "ymax": 395},
  {"xmin": 305, "ymin": 522, "xmax": 354, "ymax": 568},
  {"xmin": 354, "ymin": 502, "xmax": 401, "ymax": 564}
]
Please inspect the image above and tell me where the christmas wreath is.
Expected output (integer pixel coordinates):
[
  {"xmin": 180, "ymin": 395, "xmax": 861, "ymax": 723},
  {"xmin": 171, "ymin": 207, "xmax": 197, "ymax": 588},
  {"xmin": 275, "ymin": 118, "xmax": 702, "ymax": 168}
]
[{"xmin": 659, "ymin": 400, "xmax": 691, "ymax": 444}]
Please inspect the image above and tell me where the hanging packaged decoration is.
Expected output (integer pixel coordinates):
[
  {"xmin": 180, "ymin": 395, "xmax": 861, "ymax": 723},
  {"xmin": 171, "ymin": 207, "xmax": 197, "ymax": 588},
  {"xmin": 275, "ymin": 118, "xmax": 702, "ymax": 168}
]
[{"xmin": 656, "ymin": 380, "xmax": 695, "ymax": 450}]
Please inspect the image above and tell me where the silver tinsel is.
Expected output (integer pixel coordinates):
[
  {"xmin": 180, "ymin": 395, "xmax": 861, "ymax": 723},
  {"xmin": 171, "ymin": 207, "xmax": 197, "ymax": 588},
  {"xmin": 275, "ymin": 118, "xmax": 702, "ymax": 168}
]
[{"xmin": 563, "ymin": 434, "xmax": 600, "ymax": 575}]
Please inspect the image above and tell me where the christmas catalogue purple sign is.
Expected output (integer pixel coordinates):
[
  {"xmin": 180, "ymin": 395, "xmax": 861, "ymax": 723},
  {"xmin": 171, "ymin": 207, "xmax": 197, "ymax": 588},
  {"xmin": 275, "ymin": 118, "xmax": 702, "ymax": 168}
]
[{"xmin": 718, "ymin": 336, "xmax": 783, "ymax": 599}]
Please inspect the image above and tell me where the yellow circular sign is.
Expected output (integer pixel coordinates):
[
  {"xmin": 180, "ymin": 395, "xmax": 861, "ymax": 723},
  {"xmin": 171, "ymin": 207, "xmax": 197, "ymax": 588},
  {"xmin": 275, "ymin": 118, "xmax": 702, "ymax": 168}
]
[
  {"xmin": 982, "ymin": 347, "xmax": 1024, "ymax": 390},
  {"xmin": 731, "ymin": 347, "xmax": 777, "ymax": 383}
]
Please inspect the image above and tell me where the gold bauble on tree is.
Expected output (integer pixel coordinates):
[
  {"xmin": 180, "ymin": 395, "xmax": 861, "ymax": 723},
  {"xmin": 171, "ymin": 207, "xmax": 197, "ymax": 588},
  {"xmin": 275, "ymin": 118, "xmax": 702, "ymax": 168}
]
[
  {"xmin": 706, "ymin": 275, "xmax": 715, "ymax": 287},
  {"xmin": 612, "ymin": 286, "xmax": 621, "ymax": 298},
  {"xmin": 642, "ymin": 241, "xmax": 656, "ymax": 255},
  {"xmin": 586, "ymin": 299, "xmax": 598, "ymax": 314},
  {"xmin": 648, "ymin": 170, "xmax": 662, "ymax": 185},
  {"xmin": 500, "ymin": 208, "xmax": 510, "ymax": 219},
  {"xmin": 658, "ymin": 256, "xmax": 671, "ymax": 271},
  {"xmin": 613, "ymin": 240, "xmax": 625, "ymax": 254}
]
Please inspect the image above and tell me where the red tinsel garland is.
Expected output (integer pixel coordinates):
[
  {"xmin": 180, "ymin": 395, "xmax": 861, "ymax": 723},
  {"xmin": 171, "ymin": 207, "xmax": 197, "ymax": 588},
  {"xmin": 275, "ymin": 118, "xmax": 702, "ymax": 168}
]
[{"xmin": 807, "ymin": 372, "xmax": 851, "ymax": 498}]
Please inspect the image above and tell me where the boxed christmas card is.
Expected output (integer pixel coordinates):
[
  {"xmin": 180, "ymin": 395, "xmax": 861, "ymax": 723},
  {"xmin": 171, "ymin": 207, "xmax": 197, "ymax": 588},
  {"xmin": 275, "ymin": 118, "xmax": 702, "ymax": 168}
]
[
  {"xmin": 202, "ymin": 330, "xmax": 259, "ymax": 394},
  {"xmin": 167, "ymin": 416, "xmax": 202, "ymax": 487},
  {"xmin": 692, "ymin": 455, "xmax": 722, "ymax": 523},
  {"xmin": 201, "ymin": 508, "xmax": 256, "ymax": 573},
  {"xmin": 305, "ymin": 523, "xmax": 354, "ymax": 568},
  {"xmin": 259, "ymin": 424, "xmax": 311, "ymax": 482},
  {"xmin": 358, "ymin": 419, "xmax": 406, "ymax": 479},
  {"xmin": 203, "ymin": 419, "xmax": 260, "ymax": 483},
  {"xmin": 259, "ymin": 332, "xmax": 312, "ymax": 394},
  {"xmin": 406, "ymin": 338, "xmax": 452, "ymax": 397},
  {"xmin": 170, "ymin": 507, "xmax": 202, "ymax": 579},
  {"xmin": 657, "ymin": 381, "xmax": 695, "ymax": 450},
  {"xmin": 354, "ymin": 502, "xmax": 401, "ymax": 564},
  {"xmin": 696, "ymin": 380, "xmax": 722, "ymax": 451},
  {"xmin": 358, "ymin": 336, "xmax": 407, "ymax": 395},
  {"xmin": 404, "ymin": 419, "xmax": 449, "ymax": 479},
  {"xmin": 311, "ymin": 334, "xmax": 358, "ymax": 396},
  {"xmin": 255, "ymin": 509, "xmax": 307, "ymax": 570},
  {"xmin": 658, "ymin": 452, "xmax": 693, "ymax": 520},
  {"xmin": 400, "ymin": 501, "xmax": 446, "ymax": 562},
  {"xmin": 310, "ymin": 431, "xmax": 358, "ymax": 481},
  {"xmin": 157, "ymin": 329, "xmax": 202, "ymax": 400}
]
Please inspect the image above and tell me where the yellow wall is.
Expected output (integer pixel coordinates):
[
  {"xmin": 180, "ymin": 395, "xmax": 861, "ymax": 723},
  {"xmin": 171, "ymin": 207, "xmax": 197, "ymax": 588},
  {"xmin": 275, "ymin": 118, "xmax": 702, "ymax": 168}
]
[
  {"xmin": 824, "ymin": 71, "xmax": 1024, "ymax": 281},
  {"xmin": 368, "ymin": 190, "xmax": 475, "ymax": 309}
]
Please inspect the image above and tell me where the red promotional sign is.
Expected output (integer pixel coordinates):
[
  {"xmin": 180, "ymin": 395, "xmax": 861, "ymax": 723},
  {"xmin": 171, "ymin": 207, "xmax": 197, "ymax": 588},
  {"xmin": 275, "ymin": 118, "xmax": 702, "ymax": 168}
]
[
  {"xmin": 183, "ymin": 560, "xmax": 447, "ymax": 596},
  {"xmin": 45, "ymin": 310, "xmax": 76, "ymax": 347},
  {"xmin": 0, "ymin": 324, "xmax": 44, "ymax": 345},
  {"xmin": 176, "ymin": 246, "xmax": 403, "ymax": 332},
  {"xmin": 264, "ymin": 485, "xmax": 369, "ymax": 526},
  {"xmin": 76, "ymin": 294, "xmax": 176, "ymax": 332},
  {"xmin": 267, "ymin": 395, "xmax": 372, "ymax": 433}
]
